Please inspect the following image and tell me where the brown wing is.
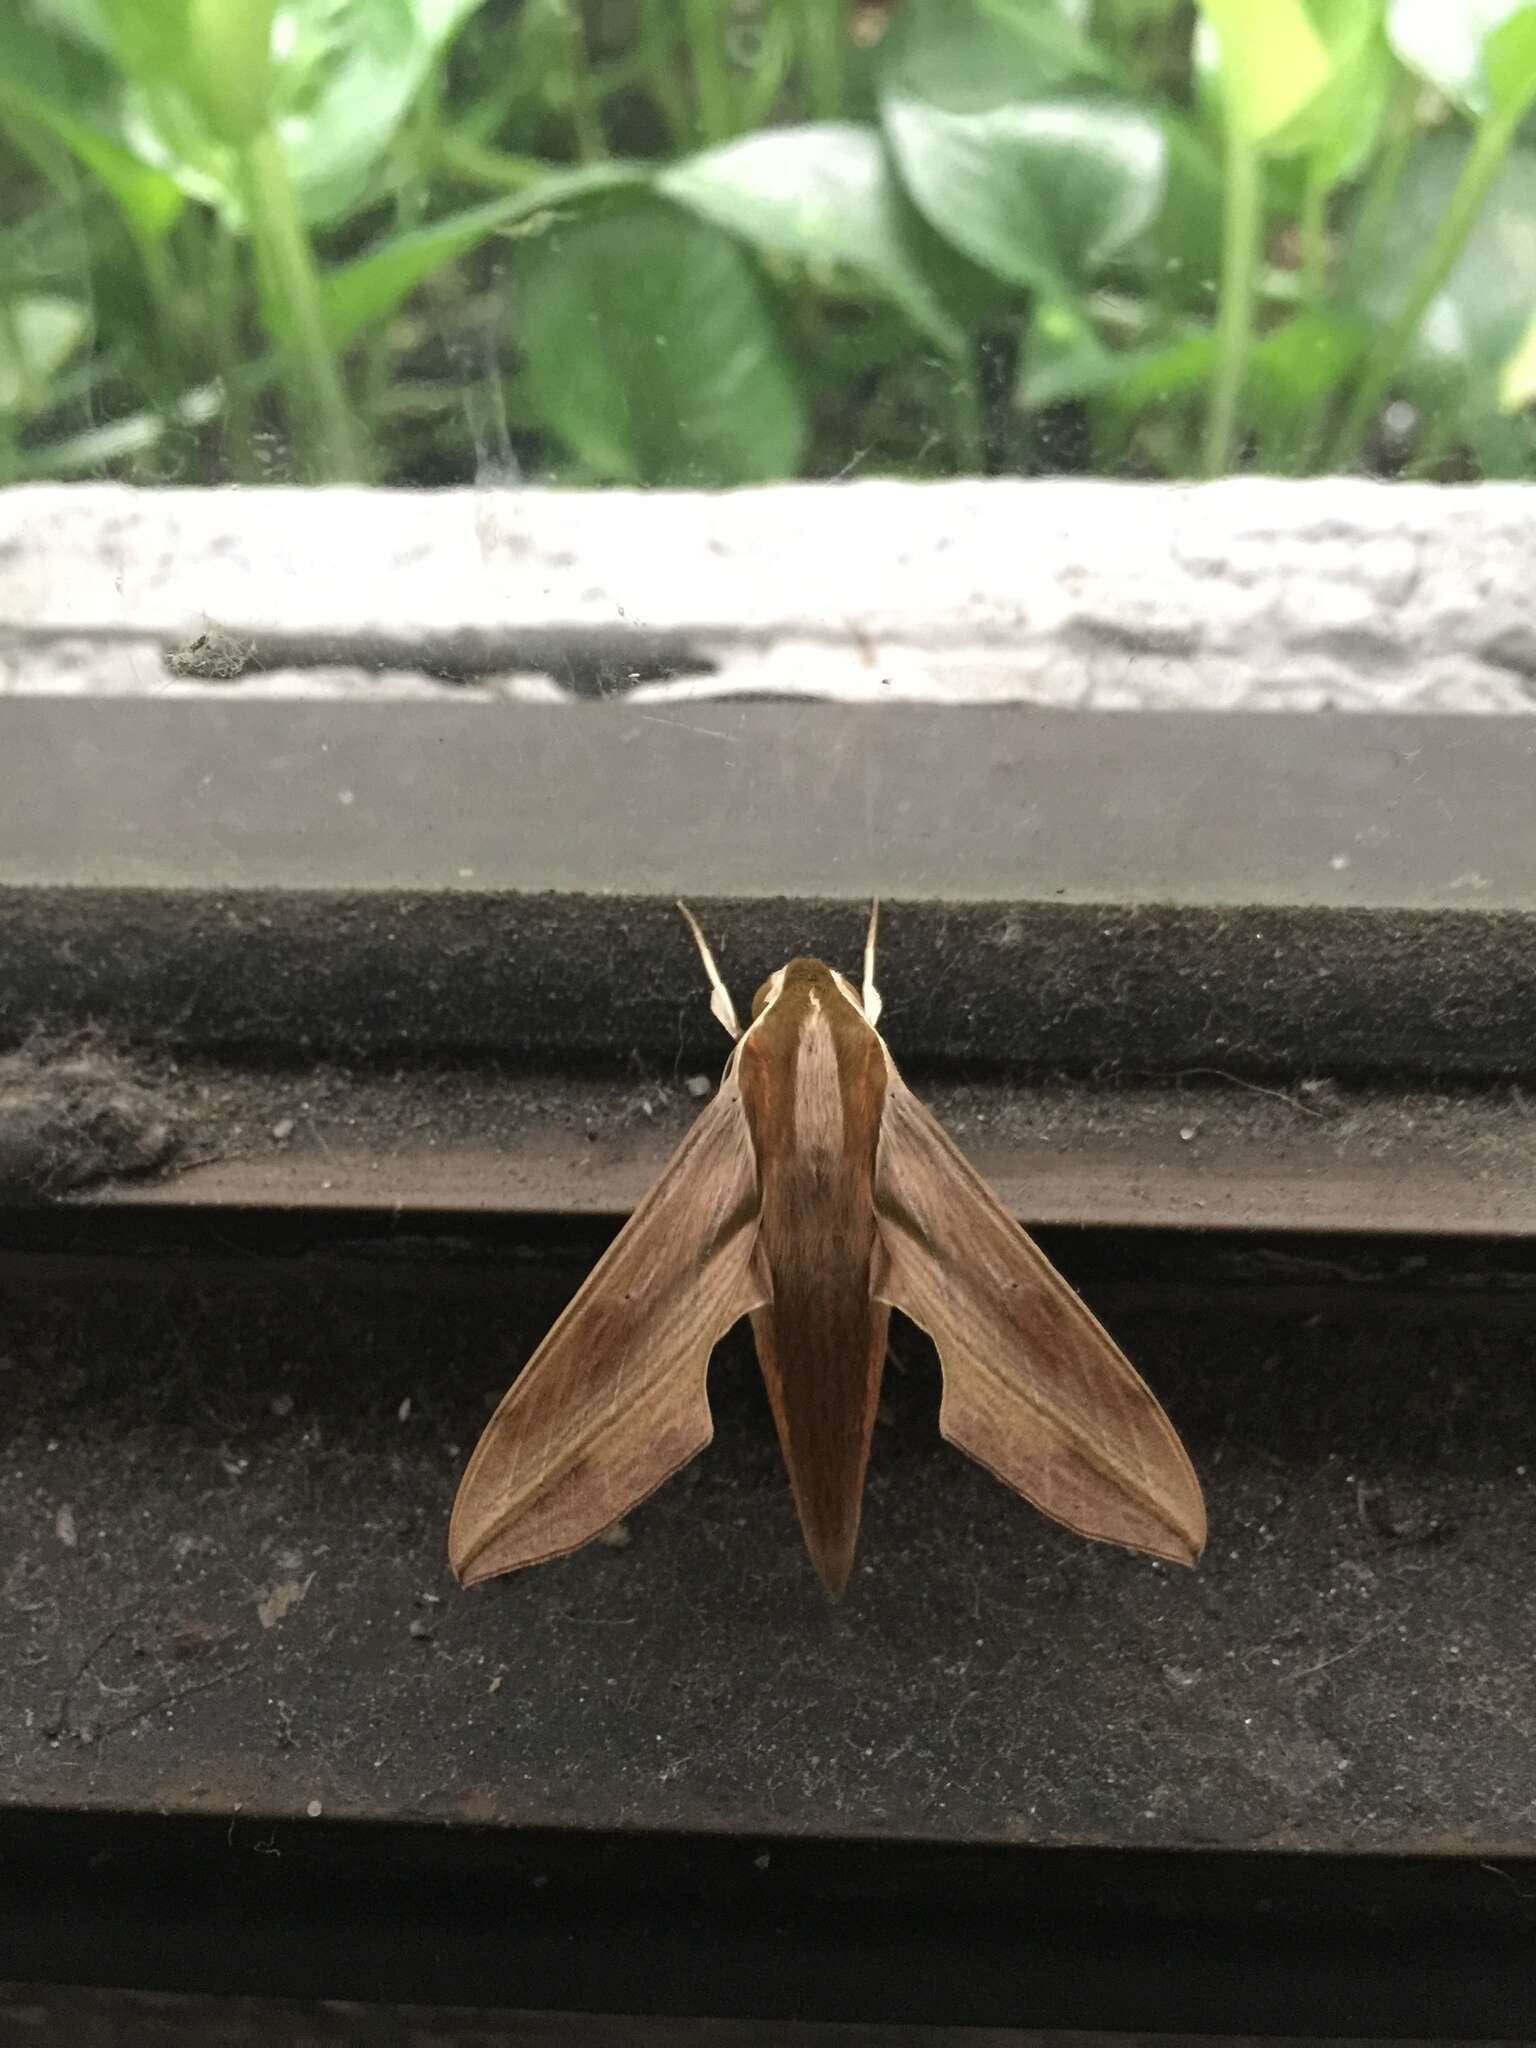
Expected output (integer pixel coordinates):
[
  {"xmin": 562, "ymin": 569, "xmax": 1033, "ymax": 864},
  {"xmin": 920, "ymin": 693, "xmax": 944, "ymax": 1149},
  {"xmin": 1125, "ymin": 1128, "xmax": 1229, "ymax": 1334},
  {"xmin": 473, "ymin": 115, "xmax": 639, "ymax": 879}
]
[
  {"xmin": 871, "ymin": 1064, "xmax": 1206, "ymax": 1566},
  {"xmin": 449, "ymin": 1072, "xmax": 767, "ymax": 1584}
]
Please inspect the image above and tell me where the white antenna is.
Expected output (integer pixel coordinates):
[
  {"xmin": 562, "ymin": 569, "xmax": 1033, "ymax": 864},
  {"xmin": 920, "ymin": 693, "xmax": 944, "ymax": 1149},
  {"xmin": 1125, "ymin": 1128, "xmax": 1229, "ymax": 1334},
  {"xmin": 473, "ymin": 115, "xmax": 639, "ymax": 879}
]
[
  {"xmin": 862, "ymin": 898, "xmax": 883, "ymax": 1027},
  {"xmin": 676, "ymin": 901, "xmax": 741, "ymax": 1040}
]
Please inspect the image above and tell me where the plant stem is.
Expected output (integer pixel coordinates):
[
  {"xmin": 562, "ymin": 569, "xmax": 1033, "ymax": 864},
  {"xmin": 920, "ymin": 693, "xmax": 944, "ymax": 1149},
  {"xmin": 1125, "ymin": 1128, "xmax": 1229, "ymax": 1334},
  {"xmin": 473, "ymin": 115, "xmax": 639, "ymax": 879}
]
[
  {"xmin": 683, "ymin": 0, "xmax": 734, "ymax": 144},
  {"xmin": 1402, "ymin": 402, "xmax": 1459, "ymax": 480},
  {"xmin": 437, "ymin": 135, "xmax": 558, "ymax": 190},
  {"xmin": 459, "ymin": 29, "xmax": 544, "ymax": 147},
  {"xmin": 206, "ymin": 213, "xmax": 259, "ymax": 480},
  {"xmin": 1298, "ymin": 156, "xmax": 1328, "ymax": 303},
  {"xmin": 951, "ymin": 360, "xmax": 984, "ymax": 474},
  {"xmin": 1201, "ymin": 113, "xmax": 1263, "ymax": 478},
  {"xmin": 1346, "ymin": 66, "xmax": 1419, "ymax": 282},
  {"xmin": 638, "ymin": 0, "xmax": 692, "ymax": 150},
  {"xmin": 238, "ymin": 126, "xmax": 367, "ymax": 481},
  {"xmin": 1325, "ymin": 107, "xmax": 1522, "ymax": 474},
  {"xmin": 360, "ymin": 70, "xmax": 439, "ymax": 448},
  {"xmin": 0, "ymin": 293, "xmax": 39, "ymax": 420},
  {"xmin": 798, "ymin": 0, "xmax": 844, "ymax": 120},
  {"xmin": 737, "ymin": 9, "xmax": 794, "ymax": 129},
  {"xmin": 553, "ymin": 0, "xmax": 608, "ymax": 160}
]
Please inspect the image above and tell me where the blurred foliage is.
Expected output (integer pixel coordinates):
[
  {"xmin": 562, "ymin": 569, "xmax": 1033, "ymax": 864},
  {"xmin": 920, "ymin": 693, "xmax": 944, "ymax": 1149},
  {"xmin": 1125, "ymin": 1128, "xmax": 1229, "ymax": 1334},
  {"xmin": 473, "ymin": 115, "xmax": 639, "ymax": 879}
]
[{"xmin": 2, "ymin": 0, "xmax": 1536, "ymax": 484}]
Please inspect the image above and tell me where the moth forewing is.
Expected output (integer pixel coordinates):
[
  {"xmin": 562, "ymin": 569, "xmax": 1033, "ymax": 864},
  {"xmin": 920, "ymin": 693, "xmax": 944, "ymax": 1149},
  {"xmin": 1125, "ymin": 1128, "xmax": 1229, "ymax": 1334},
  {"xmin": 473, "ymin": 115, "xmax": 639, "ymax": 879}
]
[
  {"xmin": 447, "ymin": 1063, "xmax": 767, "ymax": 1585},
  {"xmin": 870, "ymin": 1059, "xmax": 1206, "ymax": 1567}
]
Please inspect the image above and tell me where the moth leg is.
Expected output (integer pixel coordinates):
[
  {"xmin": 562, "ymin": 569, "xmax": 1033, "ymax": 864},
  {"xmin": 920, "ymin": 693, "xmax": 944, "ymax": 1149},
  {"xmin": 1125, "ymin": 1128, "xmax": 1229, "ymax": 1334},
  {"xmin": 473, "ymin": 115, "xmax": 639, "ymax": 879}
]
[
  {"xmin": 677, "ymin": 900, "xmax": 742, "ymax": 1039},
  {"xmin": 862, "ymin": 898, "xmax": 883, "ymax": 1027}
]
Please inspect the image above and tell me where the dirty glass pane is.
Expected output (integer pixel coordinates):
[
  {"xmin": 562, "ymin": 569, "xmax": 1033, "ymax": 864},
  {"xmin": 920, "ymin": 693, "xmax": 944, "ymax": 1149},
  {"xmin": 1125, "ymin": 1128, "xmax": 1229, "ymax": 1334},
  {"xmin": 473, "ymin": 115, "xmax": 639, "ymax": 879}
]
[
  {"xmin": 3, "ymin": 0, "xmax": 1533, "ymax": 493},
  {"xmin": 4, "ymin": 9, "xmax": 1536, "ymax": 2023}
]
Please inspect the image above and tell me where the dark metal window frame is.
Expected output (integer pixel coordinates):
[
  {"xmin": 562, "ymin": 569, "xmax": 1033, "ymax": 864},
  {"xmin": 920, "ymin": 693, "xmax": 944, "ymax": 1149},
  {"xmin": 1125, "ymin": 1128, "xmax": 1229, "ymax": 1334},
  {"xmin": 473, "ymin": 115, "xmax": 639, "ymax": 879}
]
[{"xmin": 5, "ymin": 695, "xmax": 1536, "ymax": 2032}]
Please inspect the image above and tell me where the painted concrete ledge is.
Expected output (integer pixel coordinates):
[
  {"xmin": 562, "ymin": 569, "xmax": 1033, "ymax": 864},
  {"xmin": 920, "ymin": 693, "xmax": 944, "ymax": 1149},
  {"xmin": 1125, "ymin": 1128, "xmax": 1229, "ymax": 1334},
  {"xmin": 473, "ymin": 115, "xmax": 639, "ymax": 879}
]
[{"xmin": 3, "ymin": 476, "xmax": 1536, "ymax": 710}]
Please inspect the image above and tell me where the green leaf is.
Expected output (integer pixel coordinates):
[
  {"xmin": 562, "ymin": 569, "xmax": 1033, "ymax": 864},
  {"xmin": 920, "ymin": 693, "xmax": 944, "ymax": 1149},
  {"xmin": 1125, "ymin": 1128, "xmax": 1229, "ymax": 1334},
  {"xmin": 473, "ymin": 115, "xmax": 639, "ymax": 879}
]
[
  {"xmin": 1269, "ymin": 0, "xmax": 1393, "ymax": 180},
  {"xmin": 0, "ymin": 12, "xmax": 183, "ymax": 239},
  {"xmin": 1463, "ymin": 404, "xmax": 1534, "ymax": 472},
  {"xmin": 2, "ymin": 94, "xmax": 185, "ymax": 245},
  {"xmin": 30, "ymin": 0, "xmax": 114, "ymax": 49},
  {"xmin": 1484, "ymin": 6, "xmax": 1536, "ymax": 112},
  {"xmin": 875, "ymin": 0, "xmax": 1162, "ymax": 295},
  {"xmin": 1389, "ymin": 0, "xmax": 1536, "ymax": 118},
  {"xmin": 104, "ymin": 0, "xmax": 308, "ymax": 149},
  {"xmin": 1098, "ymin": 0, "xmax": 1183, "ymax": 21},
  {"xmin": 1387, "ymin": 0, "xmax": 1489, "ymax": 109},
  {"xmin": 16, "ymin": 378, "xmax": 221, "ymax": 477},
  {"xmin": 110, "ymin": 0, "xmax": 492, "ymax": 227},
  {"xmin": 271, "ymin": 0, "xmax": 490, "ymax": 223},
  {"xmin": 317, "ymin": 166, "xmax": 647, "ymax": 349},
  {"xmin": 1340, "ymin": 132, "xmax": 1536, "ymax": 386},
  {"xmin": 1193, "ymin": 1, "xmax": 1392, "ymax": 197},
  {"xmin": 660, "ymin": 124, "xmax": 968, "ymax": 357},
  {"xmin": 184, "ymin": 0, "xmax": 280, "ymax": 147},
  {"xmin": 1145, "ymin": 113, "xmax": 1224, "ymax": 307},
  {"xmin": 883, "ymin": 88, "xmax": 1167, "ymax": 294},
  {"xmin": 1193, "ymin": 0, "xmax": 1334, "ymax": 142},
  {"xmin": 1015, "ymin": 299, "xmax": 1119, "ymax": 406},
  {"xmin": 1019, "ymin": 307, "xmax": 1364, "ymax": 414},
  {"xmin": 1498, "ymin": 303, "xmax": 1536, "ymax": 406},
  {"xmin": 517, "ymin": 197, "xmax": 806, "ymax": 485},
  {"xmin": 879, "ymin": 0, "xmax": 1098, "ymax": 110},
  {"xmin": 0, "ymin": 294, "xmax": 90, "ymax": 417}
]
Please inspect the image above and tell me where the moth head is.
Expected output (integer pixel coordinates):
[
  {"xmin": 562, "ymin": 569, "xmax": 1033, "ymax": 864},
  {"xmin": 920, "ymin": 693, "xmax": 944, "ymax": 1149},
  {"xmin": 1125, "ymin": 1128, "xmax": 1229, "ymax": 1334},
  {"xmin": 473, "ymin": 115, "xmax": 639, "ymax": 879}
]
[
  {"xmin": 752, "ymin": 957, "xmax": 870, "ymax": 1025},
  {"xmin": 751, "ymin": 957, "xmax": 845, "ymax": 1020}
]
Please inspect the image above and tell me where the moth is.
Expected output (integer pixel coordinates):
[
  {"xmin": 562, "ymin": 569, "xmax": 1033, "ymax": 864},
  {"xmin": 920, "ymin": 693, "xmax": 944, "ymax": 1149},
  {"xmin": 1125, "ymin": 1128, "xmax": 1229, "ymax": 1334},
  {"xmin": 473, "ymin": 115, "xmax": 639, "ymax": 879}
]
[{"xmin": 449, "ymin": 905, "xmax": 1206, "ymax": 1598}]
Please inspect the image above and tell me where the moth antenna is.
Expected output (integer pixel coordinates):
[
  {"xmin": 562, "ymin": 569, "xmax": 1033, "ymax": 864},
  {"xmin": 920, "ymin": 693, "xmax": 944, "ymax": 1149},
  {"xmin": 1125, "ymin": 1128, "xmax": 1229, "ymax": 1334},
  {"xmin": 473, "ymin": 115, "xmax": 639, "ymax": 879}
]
[
  {"xmin": 862, "ymin": 898, "xmax": 883, "ymax": 1027},
  {"xmin": 676, "ymin": 900, "xmax": 742, "ymax": 1040}
]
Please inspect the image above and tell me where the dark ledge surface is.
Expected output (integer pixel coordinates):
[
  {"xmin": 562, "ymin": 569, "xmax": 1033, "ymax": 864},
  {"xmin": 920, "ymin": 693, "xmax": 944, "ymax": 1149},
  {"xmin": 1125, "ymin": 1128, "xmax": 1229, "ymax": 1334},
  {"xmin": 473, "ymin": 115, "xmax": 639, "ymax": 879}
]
[
  {"xmin": 3, "ymin": 702, "xmax": 1536, "ymax": 1076},
  {"xmin": 3, "ymin": 1225, "xmax": 1534, "ymax": 1859}
]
